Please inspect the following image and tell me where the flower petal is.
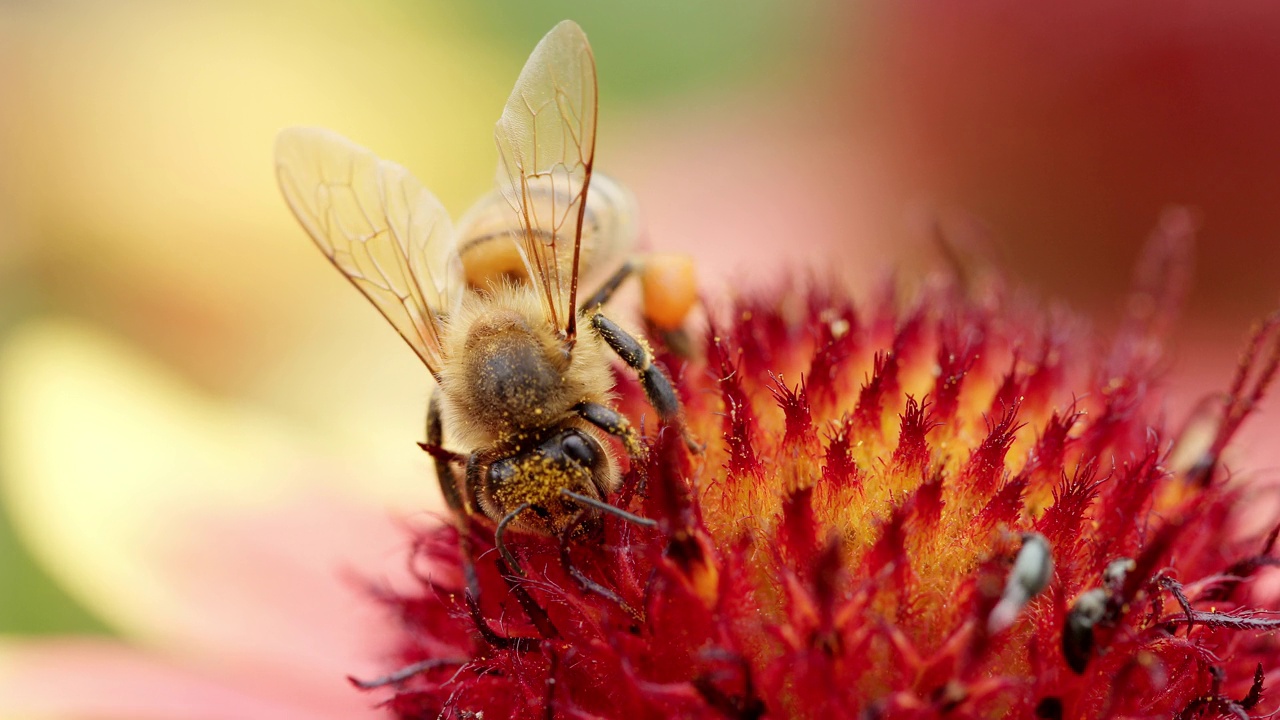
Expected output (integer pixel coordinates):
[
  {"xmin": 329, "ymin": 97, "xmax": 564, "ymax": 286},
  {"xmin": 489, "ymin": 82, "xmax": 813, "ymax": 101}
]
[
  {"xmin": 0, "ymin": 320, "xmax": 427, "ymax": 691},
  {"xmin": 0, "ymin": 637, "xmax": 367, "ymax": 719},
  {"xmin": 147, "ymin": 491, "xmax": 423, "ymax": 694}
]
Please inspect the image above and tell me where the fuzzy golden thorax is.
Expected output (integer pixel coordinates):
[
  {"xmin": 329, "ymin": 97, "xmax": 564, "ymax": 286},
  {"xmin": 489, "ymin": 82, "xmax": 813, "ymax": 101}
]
[{"xmin": 437, "ymin": 284, "xmax": 614, "ymax": 451}]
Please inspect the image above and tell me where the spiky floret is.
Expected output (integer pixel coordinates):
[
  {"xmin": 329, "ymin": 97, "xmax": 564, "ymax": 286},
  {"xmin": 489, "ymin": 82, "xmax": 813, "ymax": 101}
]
[{"xmin": 360, "ymin": 238, "xmax": 1280, "ymax": 719}]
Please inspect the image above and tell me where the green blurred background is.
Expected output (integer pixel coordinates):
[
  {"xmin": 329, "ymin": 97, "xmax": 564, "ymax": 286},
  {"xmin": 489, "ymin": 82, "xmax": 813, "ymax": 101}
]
[{"xmin": 4, "ymin": 0, "xmax": 1280, "ymax": 637}]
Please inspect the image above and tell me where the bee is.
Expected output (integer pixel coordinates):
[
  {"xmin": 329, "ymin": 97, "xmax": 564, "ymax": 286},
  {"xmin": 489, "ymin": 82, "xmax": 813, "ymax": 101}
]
[{"xmin": 274, "ymin": 20, "xmax": 684, "ymax": 569}]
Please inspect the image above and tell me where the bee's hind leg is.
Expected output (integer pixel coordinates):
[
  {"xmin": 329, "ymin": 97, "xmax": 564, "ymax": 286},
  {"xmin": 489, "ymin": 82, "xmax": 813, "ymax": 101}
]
[
  {"xmin": 411, "ymin": 396, "xmax": 550, "ymax": 653},
  {"xmin": 577, "ymin": 261, "xmax": 636, "ymax": 317},
  {"xmin": 420, "ymin": 388, "xmax": 469, "ymax": 515},
  {"xmin": 421, "ymin": 397, "xmax": 507, "ymax": 612}
]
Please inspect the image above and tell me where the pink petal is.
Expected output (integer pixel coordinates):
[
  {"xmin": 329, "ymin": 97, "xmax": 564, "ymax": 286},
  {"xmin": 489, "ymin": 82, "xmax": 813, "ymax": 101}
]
[
  {"xmin": 0, "ymin": 637, "xmax": 372, "ymax": 720},
  {"xmin": 1168, "ymin": 341, "xmax": 1280, "ymax": 478},
  {"xmin": 0, "ymin": 323, "xmax": 434, "ymax": 696},
  {"xmin": 147, "ymin": 491, "xmax": 426, "ymax": 696}
]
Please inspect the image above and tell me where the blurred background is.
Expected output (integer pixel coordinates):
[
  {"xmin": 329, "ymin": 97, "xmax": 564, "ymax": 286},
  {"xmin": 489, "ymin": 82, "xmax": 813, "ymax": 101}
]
[{"xmin": 2, "ymin": 0, "xmax": 1279, "ymax": 637}]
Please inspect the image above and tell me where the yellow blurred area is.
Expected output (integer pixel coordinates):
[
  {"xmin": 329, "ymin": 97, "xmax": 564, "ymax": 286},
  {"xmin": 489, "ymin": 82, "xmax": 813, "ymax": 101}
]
[
  {"xmin": 0, "ymin": 319, "xmax": 313, "ymax": 643},
  {"xmin": 0, "ymin": 0, "xmax": 508, "ymax": 427}
]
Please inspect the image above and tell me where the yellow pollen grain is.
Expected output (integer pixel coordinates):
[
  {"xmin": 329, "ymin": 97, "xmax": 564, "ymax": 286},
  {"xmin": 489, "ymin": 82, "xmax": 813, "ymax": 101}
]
[{"xmin": 496, "ymin": 455, "xmax": 586, "ymax": 508}]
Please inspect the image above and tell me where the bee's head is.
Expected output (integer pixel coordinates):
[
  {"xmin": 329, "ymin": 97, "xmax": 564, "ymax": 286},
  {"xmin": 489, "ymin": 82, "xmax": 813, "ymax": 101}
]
[{"xmin": 485, "ymin": 427, "xmax": 615, "ymax": 537}]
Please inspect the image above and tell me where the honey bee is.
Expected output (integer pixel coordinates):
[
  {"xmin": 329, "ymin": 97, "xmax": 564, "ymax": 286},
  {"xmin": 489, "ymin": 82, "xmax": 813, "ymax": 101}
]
[{"xmin": 274, "ymin": 20, "xmax": 684, "ymax": 567}]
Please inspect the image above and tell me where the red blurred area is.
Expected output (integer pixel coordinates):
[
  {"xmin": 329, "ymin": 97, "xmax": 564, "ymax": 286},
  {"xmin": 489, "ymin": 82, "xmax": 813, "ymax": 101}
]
[{"xmin": 853, "ymin": 1, "xmax": 1280, "ymax": 321}]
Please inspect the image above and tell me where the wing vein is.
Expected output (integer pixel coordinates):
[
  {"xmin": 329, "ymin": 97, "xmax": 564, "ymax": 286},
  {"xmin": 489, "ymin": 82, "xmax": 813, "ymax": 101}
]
[{"xmin": 274, "ymin": 127, "xmax": 461, "ymax": 378}]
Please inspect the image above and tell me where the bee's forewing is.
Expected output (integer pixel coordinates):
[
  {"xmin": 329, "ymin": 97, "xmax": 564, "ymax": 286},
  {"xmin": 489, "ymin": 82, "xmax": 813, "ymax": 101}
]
[
  {"xmin": 493, "ymin": 19, "xmax": 597, "ymax": 336},
  {"xmin": 275, "ymin": 127, "xmax": 463, "ymax": 377}
]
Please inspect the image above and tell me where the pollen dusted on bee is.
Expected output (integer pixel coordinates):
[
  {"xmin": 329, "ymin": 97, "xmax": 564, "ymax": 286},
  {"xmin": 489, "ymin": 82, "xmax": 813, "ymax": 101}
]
[{"xmin": 494, "ymin": 454, "xmax": 585, "ymax": 508}]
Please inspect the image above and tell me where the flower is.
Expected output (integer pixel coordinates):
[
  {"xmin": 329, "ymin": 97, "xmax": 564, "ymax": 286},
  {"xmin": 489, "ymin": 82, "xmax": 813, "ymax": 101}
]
[
  {"xmin": 360, "ymin": 216, "xmax": 1280, "ymax": 718},
  {"xmin": 2, "ymin": 221, "xmax": 1277, "ymax": 720}
]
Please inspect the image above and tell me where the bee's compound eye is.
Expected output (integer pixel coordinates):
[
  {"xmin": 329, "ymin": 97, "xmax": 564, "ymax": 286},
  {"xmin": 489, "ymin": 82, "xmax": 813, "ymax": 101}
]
[
  {"xmin": 561, "ymin": 432, "xmax": 596, "ymax": 467},
  {"xmin": 489, "ymin": 458, "xmax": 517, "ymax": 484}
]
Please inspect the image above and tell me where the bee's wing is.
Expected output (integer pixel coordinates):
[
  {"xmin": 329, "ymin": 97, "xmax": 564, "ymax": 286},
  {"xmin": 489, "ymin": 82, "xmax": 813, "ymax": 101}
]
[
  {"xmin": 275, "ymin": 127, "xmax": 463, "ymax": 378},
  {"xmin": 455, "ymin": 172, "xmax": 638, "ymax": 288},
  {"xmin": 573, "ymin": 172, "xmax": 639, "ymax": 278},
  {"xmin": 494, "ymin": 19, "xmax": 597, "ymax": 339}
]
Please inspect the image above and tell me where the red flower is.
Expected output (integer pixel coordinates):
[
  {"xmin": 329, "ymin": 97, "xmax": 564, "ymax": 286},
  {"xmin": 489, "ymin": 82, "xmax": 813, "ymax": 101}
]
[{"xmin": 360, "ymin": 216, "xmax": 1280, "ymax": 718}]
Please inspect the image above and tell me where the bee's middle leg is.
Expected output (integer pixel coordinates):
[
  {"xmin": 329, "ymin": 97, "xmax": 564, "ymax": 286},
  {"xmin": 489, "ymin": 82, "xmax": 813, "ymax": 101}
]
[{"xmin": 574, "ymin": 400, "xmax": 644, "ymax": 458}]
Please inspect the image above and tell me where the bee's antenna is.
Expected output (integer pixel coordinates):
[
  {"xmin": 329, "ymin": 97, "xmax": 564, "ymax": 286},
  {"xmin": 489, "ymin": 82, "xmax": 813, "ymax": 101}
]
[
  {"xmin": 560, "ymin": 489, "xmax": 657, "ymax": 528},
  {"xmin": 496, "ymin": 503, "xmax": 532, "ymax": 577}
]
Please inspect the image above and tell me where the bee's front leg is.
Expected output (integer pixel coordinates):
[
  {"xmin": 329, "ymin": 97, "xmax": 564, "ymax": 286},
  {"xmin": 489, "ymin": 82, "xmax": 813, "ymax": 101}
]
[{"xmin": 464, "ymin": 447, "xmax": 507, "ymax": 520}]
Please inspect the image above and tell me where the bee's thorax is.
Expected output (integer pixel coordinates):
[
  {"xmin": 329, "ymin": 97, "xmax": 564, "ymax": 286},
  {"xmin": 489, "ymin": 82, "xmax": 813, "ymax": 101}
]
[
  {"xmin": 472, "ymin": 318, "xmax": 563, "ymax": 419},
  {"xmin": 438, "ymin": 286, "xmax": 616, "ymax": 451}
]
